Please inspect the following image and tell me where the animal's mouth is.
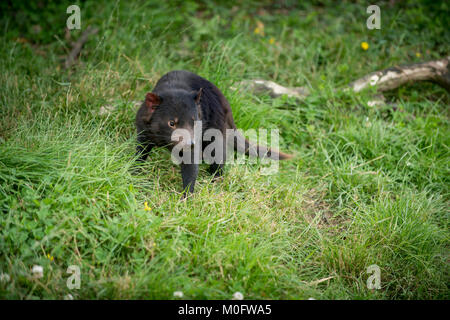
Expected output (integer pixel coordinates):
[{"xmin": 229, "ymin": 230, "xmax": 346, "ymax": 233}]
[
  {"xmin": 175, "ymin": 139, "xmax": 196, "ymax": 149},
  {"xmin": 171, "ymin": 128, "xmax": 197, "ymax": 149}
]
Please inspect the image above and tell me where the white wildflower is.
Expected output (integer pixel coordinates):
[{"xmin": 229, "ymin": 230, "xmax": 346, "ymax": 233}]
[
  {"xmin": 173, "ymin": 291, "xmax": 184, "ymax": 298},
  {"xmin": 32, "ymin": 265, "xmax": 44, "ymax": 279},
  {"xmin": 232, "ymin": 292, "xmax": 244, "ymax": 300},
  {"xmin": 99, "ymin": 105, "xmax": 114, "ymax": 116},
  {"xmin": 0, "ymin": 273, "xmax": 10, "ymax": 282}
]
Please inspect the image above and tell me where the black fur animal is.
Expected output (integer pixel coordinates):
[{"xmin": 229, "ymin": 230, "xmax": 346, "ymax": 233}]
[{"xmin": 135, "ymin": 70, "xmax": 291, "ymax": 196}]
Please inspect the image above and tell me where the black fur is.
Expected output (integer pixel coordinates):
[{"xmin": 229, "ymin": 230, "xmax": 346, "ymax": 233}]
[
  {"xmin": 135, "ymin": 70, "xmax": 291, "ymax": 197},
  {"xmin": 136, "ymin": 70, "xmax": 230, "ymax": 196}
]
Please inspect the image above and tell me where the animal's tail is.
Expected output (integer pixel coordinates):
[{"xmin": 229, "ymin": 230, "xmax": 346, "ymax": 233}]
[{"xmin": 229, "ymin": 129, "xmax": 293, "ymax": 160}]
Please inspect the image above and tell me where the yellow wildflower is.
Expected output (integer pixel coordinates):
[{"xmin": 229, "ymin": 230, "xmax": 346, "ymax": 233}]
[
  {"xmin": 46, "ymin": 253, "xmax": 54, "ymax": 261},
  {"xmin": 269, "ymin": 37, "xmax": 275, "ymax": 45},
  {"xmin": 415, "ymin": 52, "xmax": 421, "ymax": 58},
  {"xmin": 254, "ymin": 21, "xmax": 265, "ymax": 36},
  {"xmin": 144, "ymin": 201, "xmax": 151, "ymax": 211},
  {"xmin": 361, "ymin": 42, "xmax": 369, "ymax": 51}
]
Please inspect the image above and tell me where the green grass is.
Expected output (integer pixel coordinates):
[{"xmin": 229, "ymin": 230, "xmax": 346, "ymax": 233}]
[{"xmin": 0, "ymin": 0, "xmax": 448, "ymax": 299}]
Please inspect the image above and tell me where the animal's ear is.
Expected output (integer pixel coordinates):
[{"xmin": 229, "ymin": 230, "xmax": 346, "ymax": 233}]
[
  {"xmin": 192, "ymin": 88, "xmax": 203, "ymax": 104},
  {"xmin": 145, "ymin": 92, "xmax": 161, "ymax": 111}
]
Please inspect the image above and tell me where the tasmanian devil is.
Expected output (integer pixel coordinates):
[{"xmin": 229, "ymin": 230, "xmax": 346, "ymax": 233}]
[{"xmin": 135, "ymin": 70, "xmax": 292, "ymax": 196}]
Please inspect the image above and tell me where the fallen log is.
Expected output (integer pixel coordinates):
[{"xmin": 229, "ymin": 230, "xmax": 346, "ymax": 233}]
[
  {"xmin": 233, "ymin": 79, "xmax": 309, "ymax": 100},
  {"xmin": 349, "ymin": 57, "xmax": 450, "ymax": 93},
  {"xmin": 235, "ymin": 57, "xmax": 450, "ymax": 101}
]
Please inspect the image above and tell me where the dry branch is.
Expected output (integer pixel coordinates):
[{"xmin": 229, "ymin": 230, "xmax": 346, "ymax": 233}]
[
  {"xmin": 232, "ymin": 79, "xmax": 309, "ymax": 100},
  {"xmin": 349, "ymin": 57, "xmax": 450, "ymax": 93},
  {"xmin": 64, "ymin": 26, "xmax": 99, "ymax": 69},
  {"xmin": 235, "ymin": 57, "xmax": 450, "ymax": 100}
]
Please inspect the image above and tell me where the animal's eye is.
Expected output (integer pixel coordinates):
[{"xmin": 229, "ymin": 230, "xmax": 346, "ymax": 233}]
[{"xmin": 168, "ymin": 120, "xmax": 176, "ymax": 128}]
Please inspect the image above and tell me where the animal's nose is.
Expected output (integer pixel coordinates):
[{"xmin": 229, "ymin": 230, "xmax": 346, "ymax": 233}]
[{"xmin": 179, "ymin": 135, "xmax": 195, "ymax": 147}]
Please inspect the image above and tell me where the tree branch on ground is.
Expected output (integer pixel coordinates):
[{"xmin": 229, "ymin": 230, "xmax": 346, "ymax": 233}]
[
  {"xmin": 235, "ymin": 57, "xmax": 450, "ymax": 103},
  {"xmin": 64, "ymin": 26, "xmax": 99, "ymax": 69},
  {"xmin": 348, "ymin": 56, "xmax": 450, "ymax": 93}
]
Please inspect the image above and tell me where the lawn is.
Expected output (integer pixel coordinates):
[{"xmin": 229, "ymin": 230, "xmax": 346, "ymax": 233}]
[{"xmin": 0, "ymin": 0, "xmax": 448, "ymax": 299}]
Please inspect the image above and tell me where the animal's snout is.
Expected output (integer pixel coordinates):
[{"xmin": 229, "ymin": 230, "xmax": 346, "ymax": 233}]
[
  {"xmin": 172, "ymin": 128, "xmax": 196, "ymax": 148},
  {"xmin": 178, "ymin": 135, "xmax": 195, "ymax": 147}
]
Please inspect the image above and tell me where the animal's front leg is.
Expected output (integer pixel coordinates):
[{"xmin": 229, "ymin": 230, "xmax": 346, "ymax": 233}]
[
  {"xmin": 205, "ymin": 138, "xmax": 226, "ymax": 179},
  {"xmin": 208, "ymin": 163, "xmax": 224, "ymax": 179},
  {"xmin": 136, "ymin": 143, "xmax": 154, "ymax": 162},
  {"xmin": 136, "ymin": 133, "xmax": 154, "ymax": 162},
  {"xmin": 180, "ymin": 163, "xmax": 199, "ymax": 196}
]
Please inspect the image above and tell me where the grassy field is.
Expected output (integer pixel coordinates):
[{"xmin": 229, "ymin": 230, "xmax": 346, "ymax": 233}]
[{"xmin": 0, "ymin": 0, "xmax": 448, "ymax": 299}]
